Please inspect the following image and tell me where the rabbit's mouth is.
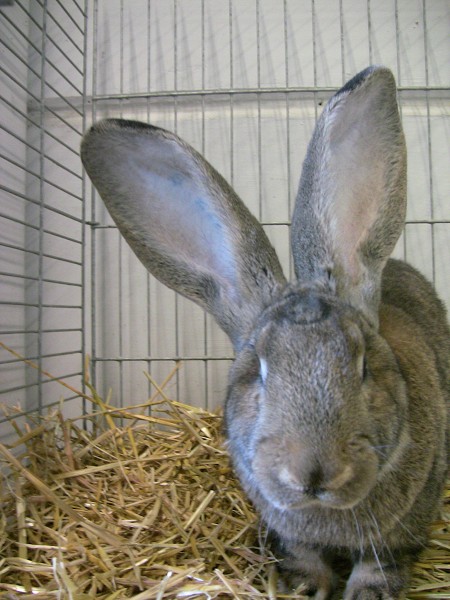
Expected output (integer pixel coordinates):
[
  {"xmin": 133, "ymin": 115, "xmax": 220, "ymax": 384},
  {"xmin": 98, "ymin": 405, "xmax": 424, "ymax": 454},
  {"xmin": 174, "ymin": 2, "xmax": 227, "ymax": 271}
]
[
  {"xmin": 251, "ymin": 444, "xmax": 379, "ymax": 513},
  {"xmin": 259, "ymin": 484, "xmax": 373, "ymax": 513},
  {"xmin": 287, "ymin": 490, "xmax": 367, "ymax": 511}
]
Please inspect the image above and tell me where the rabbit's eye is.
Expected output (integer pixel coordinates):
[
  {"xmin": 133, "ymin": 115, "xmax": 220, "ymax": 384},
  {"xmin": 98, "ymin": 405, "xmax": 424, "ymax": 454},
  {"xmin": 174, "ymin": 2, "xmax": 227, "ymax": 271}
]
[
  {"xmin": 362, "ymin": 355, "xmax": 369, "ymax": 381},
  {"xmin": 357, "ymin": 353, "xmax": 368, "ymax": 382},
  {"xmin": 259, "ymin": 357, "xmax": 268, "ymax": 384}
]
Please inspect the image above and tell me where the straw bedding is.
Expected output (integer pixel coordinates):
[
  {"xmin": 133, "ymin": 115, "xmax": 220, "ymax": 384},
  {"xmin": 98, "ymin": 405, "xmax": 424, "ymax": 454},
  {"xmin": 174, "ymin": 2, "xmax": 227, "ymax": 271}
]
[{"xmin": 0, "ymin": 374, "xmax": 448, "ymax": 599}]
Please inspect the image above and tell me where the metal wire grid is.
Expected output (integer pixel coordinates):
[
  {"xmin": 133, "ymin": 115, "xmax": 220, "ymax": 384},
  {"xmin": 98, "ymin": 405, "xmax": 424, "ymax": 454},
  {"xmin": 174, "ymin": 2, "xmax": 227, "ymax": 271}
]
[
  {"xmin": 0, "ymin": 0, "xmax": 448, "ymax": 426},
  {"xmin": 88, "ymin": 0, "xmax": 449, "ymax": 411},
  {"xmin": 0, "ymin": 0, "xmax": 88, "ymax": 428}
]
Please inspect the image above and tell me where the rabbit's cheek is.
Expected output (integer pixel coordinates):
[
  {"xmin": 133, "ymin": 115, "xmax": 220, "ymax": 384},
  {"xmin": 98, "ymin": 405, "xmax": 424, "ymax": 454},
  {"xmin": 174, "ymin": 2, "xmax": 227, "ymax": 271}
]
[
  {"xmin": 250, "ymin": 445, "xmax": 301, "ymax": 510},
  {"xmin": 324, "ymin": 456, "xmax": 379, "ymax": 509},
  {"xmin": 224, "ymin": 384, "xmax": 266, "ymax": 475}
]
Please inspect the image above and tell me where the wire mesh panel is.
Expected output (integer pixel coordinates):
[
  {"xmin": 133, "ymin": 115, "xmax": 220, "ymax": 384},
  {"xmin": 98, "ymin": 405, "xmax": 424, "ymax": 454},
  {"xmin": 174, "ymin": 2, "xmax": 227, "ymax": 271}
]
[
  {"xmin": 87, "ymin": 0, "xmax": 449, "ymax": 411},
  {"xmin": 0, "ymin": 0, "xmax": 449, "ymax": 431},
  {"xmin": 0, "ymin": 0, "xmax": 87, "ymax": 442}
]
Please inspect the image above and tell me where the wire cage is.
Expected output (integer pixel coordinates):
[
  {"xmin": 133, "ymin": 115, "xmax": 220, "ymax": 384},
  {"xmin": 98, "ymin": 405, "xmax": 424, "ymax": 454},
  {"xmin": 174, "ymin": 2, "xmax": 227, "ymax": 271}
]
[{"xmin": 1, "ymin": 0, "xmax": 449, "ymax": 443}]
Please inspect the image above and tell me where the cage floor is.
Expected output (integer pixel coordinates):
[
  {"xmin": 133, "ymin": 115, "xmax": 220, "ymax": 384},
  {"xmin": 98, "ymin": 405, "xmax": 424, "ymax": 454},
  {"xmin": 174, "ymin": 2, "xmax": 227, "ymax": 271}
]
[{"xmin": 1, "ymin": 376, "xmax": 448, "ymax": 599}]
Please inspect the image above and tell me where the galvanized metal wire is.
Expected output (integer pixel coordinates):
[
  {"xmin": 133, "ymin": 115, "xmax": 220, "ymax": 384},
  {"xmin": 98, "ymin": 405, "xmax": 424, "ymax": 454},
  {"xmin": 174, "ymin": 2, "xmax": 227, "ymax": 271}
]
[{"xmin": 0, "ymin": 0, "xmax": 449, "ymax": 427}]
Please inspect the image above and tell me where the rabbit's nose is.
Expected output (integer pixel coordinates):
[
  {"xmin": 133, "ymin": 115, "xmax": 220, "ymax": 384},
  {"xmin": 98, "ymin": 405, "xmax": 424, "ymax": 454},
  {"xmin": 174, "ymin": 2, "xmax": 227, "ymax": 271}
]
[
  {"xmin": 280, "ymin": 465, "xmax": 326, "ymax": 495},
  {"xmin": 278, "ymin": 453, "xmax": 354, "ymax": 497},
  {"xmin": 278, "ymin": 463, "xmax": 325, "ymax": 495}
]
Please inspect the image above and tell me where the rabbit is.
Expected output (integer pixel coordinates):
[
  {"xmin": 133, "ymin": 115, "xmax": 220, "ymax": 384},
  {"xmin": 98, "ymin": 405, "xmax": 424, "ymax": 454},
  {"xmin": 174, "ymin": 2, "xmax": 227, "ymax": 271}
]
[{"xmin": 81, "ymin": 65, "xmax": 449, "ymax": 600}]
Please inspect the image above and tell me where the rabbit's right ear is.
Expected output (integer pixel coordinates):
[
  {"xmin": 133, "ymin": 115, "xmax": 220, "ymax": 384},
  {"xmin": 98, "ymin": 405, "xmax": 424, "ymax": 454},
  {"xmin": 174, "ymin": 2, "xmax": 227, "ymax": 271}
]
[
  {"xmin": 291, "ymin": 66, "xmax": 407, "ymax": 327},
  {"xmin": 81, "ymin": 120, "xmax": 286, "ymax": 349}
]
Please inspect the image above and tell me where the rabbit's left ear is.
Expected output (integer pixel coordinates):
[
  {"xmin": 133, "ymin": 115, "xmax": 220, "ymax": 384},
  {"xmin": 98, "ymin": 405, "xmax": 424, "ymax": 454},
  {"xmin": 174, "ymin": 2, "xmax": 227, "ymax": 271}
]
[
  {"xmin": 81, "ymin": 120, "xmax": 286, "ymax": 349},
  {"xmin": 291, "ymin": 66, "xmax": 406, "ymax": 327}
]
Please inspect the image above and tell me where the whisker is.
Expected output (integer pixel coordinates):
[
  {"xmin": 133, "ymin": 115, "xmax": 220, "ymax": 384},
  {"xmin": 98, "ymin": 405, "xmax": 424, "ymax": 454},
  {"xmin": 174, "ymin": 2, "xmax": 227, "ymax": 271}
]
[
  {"xmin": 371, "ymin": 445, "xmax": 396, "ymax": 449},
  {"xmin": 368, "ymin": 531, "xmax": 388, "ymax": 588},
  {"xmin": 370, "ymin": 445, "xmax": 395, "ymax": 460},
  {"xmin": 390, "ymin": 513, "xmax": 426, "ymax": 549},
  {"xmin": 367, "ymin": 508, "xmax": 396, "ymax": 571},
  {"xmin": 352, "ymin": 508, "xmax": 364, "ymax": 559}
]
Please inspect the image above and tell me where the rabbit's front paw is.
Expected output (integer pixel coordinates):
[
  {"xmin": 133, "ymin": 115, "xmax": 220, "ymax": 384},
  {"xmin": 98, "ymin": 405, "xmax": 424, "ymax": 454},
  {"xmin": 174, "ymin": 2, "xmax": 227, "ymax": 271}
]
[
  {"xmin": 276, "ymin": 545, "xmax": 336, "ymax": 600},
  {"xmin": 344, "ymin": 556, "xmax": 411, "ymax": 600},
  {"xmin": 344, "ymin": 587, "xmax": 396, "ymax": 600},
  {"xmin": 278, "ymin": 569, "xmax": 333, "ymax": 600}
]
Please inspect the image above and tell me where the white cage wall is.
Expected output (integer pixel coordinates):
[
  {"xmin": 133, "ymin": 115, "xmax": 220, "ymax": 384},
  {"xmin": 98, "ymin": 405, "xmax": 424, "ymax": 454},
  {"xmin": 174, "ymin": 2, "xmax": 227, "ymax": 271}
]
[{"xmin": 1, "ymin": 0, "xmax": 449, "ymax": 441}]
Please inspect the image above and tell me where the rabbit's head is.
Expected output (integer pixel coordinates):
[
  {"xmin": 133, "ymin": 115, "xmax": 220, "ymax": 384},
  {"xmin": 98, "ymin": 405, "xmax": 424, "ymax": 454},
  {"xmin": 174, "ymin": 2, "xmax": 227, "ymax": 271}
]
[{"xmin": 225, "ymin": 284, "xmax": 410, "ymax": 515}]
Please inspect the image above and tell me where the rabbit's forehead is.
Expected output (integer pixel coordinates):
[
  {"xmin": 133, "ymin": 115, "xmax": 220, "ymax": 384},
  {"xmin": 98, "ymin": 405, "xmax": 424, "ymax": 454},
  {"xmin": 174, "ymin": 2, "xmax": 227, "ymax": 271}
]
[
  {"xmin": 254, "ymin": 289, "xmax": 365, "ymax": 358},
  {"xmin": 268, "ymin": 321, "xmax": 358, "ymax": 377},
  {"xmin": 270, "ymin": 288, "xmax": 334, "ymax": 325}
]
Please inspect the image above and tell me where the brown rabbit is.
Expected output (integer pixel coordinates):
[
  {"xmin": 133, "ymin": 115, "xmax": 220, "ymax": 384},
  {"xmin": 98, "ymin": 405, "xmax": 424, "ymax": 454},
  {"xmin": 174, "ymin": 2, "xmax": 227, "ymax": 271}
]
[{"xmin": 81, "ymin": 66, "xmax": 449, "ymax": 599}]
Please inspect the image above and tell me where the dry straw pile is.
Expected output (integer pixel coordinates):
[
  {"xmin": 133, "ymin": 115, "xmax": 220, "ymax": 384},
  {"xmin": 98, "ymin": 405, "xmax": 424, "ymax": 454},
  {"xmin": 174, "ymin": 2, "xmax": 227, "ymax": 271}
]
[{"xmin": 0, "ymin": 366, "xmax": 448, "ymax": 599}]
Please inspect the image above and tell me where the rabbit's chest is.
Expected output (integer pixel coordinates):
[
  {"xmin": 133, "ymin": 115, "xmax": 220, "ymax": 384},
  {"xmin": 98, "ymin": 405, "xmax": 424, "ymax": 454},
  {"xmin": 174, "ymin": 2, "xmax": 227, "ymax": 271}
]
[{"xmin": 263, "ymin": 504, "xmax": 373, "ymax": 551}]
